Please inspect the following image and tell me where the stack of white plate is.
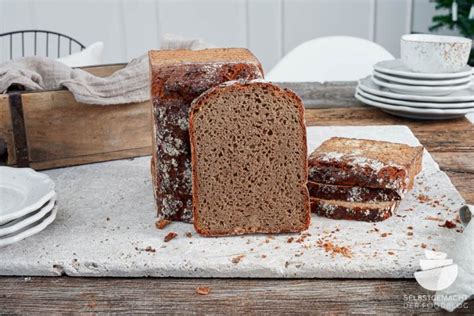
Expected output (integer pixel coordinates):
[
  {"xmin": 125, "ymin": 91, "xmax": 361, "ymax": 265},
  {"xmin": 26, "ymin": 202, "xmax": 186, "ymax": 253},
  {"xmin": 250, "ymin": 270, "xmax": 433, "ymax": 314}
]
[
  {"xmin": 0, "ymin": 167, "xmax": 57, "ymax": 247},
  {"xmin": 356, "ymin": 59, "xmax": 474, "ymax": 120}
]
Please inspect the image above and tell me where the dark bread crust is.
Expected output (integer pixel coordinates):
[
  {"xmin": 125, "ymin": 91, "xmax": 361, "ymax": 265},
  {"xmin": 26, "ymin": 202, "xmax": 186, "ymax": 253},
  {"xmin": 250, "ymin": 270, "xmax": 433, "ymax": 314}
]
[
  {"xmin": 189, "ymin": 80, "xmax": 310, "ymax": 236},
  {"xmin": 308, "ymin": 181, "xmax": 401, "ymax": 203},
  {"xmin": 149, "ymin": 49, "xmax": 263, "ymax": 222},
  {"xmin": 308, "ymin": 137, "xmax": 423, "ymax": 191},
  {"xmin": 310, "ymin": 198, "xmax": 398, "ymax": 222}
]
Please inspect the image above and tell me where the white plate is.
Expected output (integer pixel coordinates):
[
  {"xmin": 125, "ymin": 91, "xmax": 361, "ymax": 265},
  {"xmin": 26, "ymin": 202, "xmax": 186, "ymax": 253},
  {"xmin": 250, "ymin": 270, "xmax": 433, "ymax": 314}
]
[
  {"xmin": 356, "ymin": 87, "xmax": 474, "ymax": 109},
  {"xmin": 358, "ymin": 76, "xmax": 474, "ymax": 102},
  {"xmin": 0, "ymin": 208, "xmax": 57, "ymax": 248},
  {"xmin": 355, "ymin": 92, "xmax": 474, "ymax": 120},
  {"xmin": 373, "ymin": 70, "xmax": 472, "ymax": 86},
  {"xmin": 374, "ymin": 59, "xmax": 473, "ymax": 79},
  {"xmin": 0, "ymin": 167, "xmax": 55, "ymax": 225},
  {"xmin": 371, "ymin": 76, "xmax": 471, "ymax": 96},
  {"xmin": 0, "ymin": 195, "xmax": 56, "ymax": 237}
]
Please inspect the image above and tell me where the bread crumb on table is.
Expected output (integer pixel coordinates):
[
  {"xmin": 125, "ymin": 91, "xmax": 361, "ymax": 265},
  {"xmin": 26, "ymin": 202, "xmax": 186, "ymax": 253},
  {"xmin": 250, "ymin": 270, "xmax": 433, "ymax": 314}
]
[
  {"xmin": 164, "ymin": 232, "xmax": 177, "ymax": 242},
  {"xmin": 145, "ymin": 246, "xmax": 156, "ymax": 253},
  {"xmin": 316, "ymin": 240, "xmax": 352, "ymax": 259},
  {"xmin": 155, "ymin": 219, "xmax": 171, "ymax": 230},
  {"xmin": 425, "ymin": 216, "xmax": 443, "ymax": 222},
  {"xmin": 231, "ymin": 254, "xmax": 245, "ymax": 264},
  {"xmin": 439, "ymin": 220, "xmax": 457, "ymax": 229},
  {"xmin": 185, "ymin": 232, "xmax": 193, "ymax": 238},
  {"xmin": 196, "ymin": 287, "xmax": 211, "ymax": 295}
]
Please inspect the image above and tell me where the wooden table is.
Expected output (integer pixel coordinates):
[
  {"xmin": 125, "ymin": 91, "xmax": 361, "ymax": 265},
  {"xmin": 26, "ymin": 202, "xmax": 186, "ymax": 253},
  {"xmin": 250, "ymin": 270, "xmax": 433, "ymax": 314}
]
[{"xmin": 1, "ymin": 89, "xmax": 473, "ymax": 314}]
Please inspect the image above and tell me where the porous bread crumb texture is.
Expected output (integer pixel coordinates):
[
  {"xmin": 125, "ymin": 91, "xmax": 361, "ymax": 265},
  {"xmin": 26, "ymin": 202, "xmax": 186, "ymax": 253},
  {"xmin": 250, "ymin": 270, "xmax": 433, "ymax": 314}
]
[
  {"xmin": 149, "ymin": 49, "xmax": 263, "ymax": 223},
  {"xmin": 190, "ymin": 81, "xmax": 309, "ymax": 236},
  {"xmin": 310, "ymin": 198, "xmax": 399, "ymax": 222},
  {"xmin": 308, "ymin": 137, "xmax": 423, "ymax": 191},
  {"xmin": 307, "ymin": 181, "xmax": 401, "ymax": 203}
]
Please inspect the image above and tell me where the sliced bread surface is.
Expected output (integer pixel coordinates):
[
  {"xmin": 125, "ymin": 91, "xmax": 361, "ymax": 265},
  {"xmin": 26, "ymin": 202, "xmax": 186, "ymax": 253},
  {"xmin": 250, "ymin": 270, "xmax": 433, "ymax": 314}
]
[
  {"xmin": 310, "ymin": 198, "xmax": 399, "ymax": 222},
  {"xmin": 308, "ymin": 137, "xmax": 423, "ymax": 191},
  {"xmin": 308, "ymin": 181, "xmax": 401, "ymax": 203},
  {"xmin": 190, "ymin": 81, "xmax": 310, "ymax": 236}
]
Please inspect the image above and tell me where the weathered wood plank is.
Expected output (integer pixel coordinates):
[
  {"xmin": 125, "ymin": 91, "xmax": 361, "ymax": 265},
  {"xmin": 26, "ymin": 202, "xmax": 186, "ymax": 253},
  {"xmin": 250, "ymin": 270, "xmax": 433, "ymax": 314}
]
[
  {"xmin": 277, "ymin": 81, "xmax": 359, "ymax": 108},
  {"xmin": 0, "ymin": 277, "xmax": 471, "ymax": 314},
  {"xmin": 19, "ymin": 91, "xmax": 152, "ymax": 166},
  {"xmin": 80, "ymin": 63, "xmax": 126, "ymax": 77},
  {"xmin": 0, "ymin": 94, "xmax": 15, "ymax": 165},
  {"xmin": 305, "ymin": 107, "xmax": 474, "ymax": 153}
]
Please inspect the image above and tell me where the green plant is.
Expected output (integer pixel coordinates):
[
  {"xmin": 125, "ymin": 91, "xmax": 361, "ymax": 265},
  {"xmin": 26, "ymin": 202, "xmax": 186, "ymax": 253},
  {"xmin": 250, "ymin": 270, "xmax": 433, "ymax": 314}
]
[{"xmin": 429, "ymin": 0, "xmax": 474, "ymax": 65}]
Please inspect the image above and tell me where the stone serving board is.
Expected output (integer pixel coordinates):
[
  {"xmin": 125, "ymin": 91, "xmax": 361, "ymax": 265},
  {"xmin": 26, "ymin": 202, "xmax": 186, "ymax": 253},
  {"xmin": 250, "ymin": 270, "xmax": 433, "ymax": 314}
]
[{"xmin": 0, "ymin": 126, "xmax": 465, "ymax": 278}]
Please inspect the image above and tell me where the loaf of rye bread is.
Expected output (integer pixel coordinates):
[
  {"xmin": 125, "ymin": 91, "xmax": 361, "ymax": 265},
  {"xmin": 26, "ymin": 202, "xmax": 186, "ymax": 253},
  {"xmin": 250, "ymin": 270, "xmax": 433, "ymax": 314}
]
[
  {"xmin": 308, "ymin": 137, "xmax": 423, "ymax": 192},
  {"xmin": 307, "ymin": 181, "xmax": 401, "ymax": 203},
  {"xmin": 148, "ymin": 48, "xmax": 263, "ymax": 222},
  {"xmin": 189, "ymin": 80, "xmax": 310, "ymax": 236},
  {"xmin": 310, "ymin": 198, "xmax": 399, "ymax": 222}
]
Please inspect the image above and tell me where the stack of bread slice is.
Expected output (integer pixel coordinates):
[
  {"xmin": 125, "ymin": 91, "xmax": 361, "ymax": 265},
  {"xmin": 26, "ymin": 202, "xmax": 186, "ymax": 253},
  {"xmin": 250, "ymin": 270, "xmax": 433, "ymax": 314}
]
[{"xmin": 308, "ymin": 137, "xmax": 423, "ymax": 222}]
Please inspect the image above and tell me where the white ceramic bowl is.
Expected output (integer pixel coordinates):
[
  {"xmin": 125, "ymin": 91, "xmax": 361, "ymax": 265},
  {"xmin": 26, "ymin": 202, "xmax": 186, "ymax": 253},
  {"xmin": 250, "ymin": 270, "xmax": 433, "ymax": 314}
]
[{"xmin": 401, "ymin": 34, "xmax": 472, "ymax": 73}]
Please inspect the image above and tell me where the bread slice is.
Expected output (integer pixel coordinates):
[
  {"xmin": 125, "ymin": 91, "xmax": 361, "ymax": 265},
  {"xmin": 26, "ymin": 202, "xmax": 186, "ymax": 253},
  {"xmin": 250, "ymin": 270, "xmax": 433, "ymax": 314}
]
[
  {"xmin": 148, "ymin": 48, "xmax": 263, "ymax": 222},
  {"xmin": 308, "ymin": 137, "xmax": 423, "ymax": 191},
  {"xmin": 189, "ymin": 80, "xmax": 310, "ymax": 236},
  {"xmin": 310, "ymin": 198, "xmax": 399, "ymax": 222},
  {"xmin": 308, "ymin": 181, "xmax": 401, "ymax": 203}
]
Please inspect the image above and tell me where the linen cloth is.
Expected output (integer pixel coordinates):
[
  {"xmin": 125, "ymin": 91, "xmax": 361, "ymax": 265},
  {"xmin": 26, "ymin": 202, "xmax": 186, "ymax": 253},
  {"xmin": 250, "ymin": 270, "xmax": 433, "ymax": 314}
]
[{"xmin": 0, "ymin": 34, "xmax": 212, "ymax": 105}]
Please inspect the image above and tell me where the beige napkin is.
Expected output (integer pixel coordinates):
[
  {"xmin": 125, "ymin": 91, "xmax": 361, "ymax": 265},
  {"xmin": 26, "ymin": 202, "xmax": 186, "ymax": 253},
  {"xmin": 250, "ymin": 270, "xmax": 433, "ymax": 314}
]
[{"xmin": 0, "ymin": 34, "xmax": 213, "ymax": 105}]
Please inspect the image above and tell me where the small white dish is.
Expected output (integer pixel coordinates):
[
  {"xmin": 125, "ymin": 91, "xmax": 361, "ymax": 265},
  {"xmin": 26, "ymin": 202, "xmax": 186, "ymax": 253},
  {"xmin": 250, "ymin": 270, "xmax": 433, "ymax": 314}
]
[
  {"xmin": 358, "ymin": 76, "xmax": 474, "ymax": 102},
  {"xmin": 401, "ymin": 34, "xmax": 472, "ymax": 73},
  {"xmin": 355, "ymin": 92, "xmax": 474, "ymax": 120},
  {"xmin": 374, "ymin": 60, "xmax": 472, "ymax": 79},
  {"xmin": 371, "ymin": 75, "xmax": 471, "ymax": 96},
  {"xmin": 0, "ymin": 208, "xmax": 57, "ymax": 248},
  {"xmin": 0, "ymin": 195, "xmax": 56, "ymax": 237},
  {"xmin": 0, "ymin": 167, "xmax": 55, "ymax": 225},
  {"xmin": 373, "ymin": 70, "xmax": 472, "ymax": 86},
  {"xmin": 356, "ymin": 88, "xmax": 474, "ymax": 109}
]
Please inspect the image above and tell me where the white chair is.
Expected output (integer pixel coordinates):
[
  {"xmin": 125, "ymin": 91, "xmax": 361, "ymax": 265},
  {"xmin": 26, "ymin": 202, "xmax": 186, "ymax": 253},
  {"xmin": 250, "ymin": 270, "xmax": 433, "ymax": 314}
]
[{"xmin": 266, "ymin": 36, "xmax": 394, "ymax": 82}]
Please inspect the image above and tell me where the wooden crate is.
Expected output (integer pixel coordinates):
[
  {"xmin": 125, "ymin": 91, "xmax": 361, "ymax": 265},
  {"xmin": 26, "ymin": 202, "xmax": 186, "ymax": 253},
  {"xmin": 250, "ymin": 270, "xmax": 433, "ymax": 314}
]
[{"xmin": 0, "ymin": 64, "xmax": 152, "ymax": 170}]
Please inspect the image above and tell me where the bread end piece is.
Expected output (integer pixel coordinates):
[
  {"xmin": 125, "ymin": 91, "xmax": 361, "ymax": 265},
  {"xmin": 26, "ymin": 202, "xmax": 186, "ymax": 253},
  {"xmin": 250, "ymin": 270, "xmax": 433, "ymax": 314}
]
[
  {"xmin": 311, "ymin": 198, "xmax": 399, "ymax": 222},
  {"xmin": 308, "ymin": 137, "xmax": 424, "ymax": 191}
]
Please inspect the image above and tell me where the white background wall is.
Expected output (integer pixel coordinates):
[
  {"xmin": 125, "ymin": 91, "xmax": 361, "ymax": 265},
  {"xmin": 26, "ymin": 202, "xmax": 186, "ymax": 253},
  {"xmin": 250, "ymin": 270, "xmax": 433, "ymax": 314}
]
[{"xmin": 0, "ymin": 0, "xmax": 455, "ymax": 73}]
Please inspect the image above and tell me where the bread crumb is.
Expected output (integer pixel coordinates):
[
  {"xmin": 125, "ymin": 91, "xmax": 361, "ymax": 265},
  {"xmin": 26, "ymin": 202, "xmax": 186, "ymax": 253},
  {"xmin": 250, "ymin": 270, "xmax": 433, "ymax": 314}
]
[
  {"xmin": 164, "ymin": 232, "xmax": 177, "ymax": 242},
  {"xmin": 381, "ymin": 232, "xmax": 388, "ymax": 237},
  {"xmin": 407, "ymin": 232, "xmax": 413, "ymax": 236},
  {"xmin": 287, "ymin": 237, "xmax": 294, "ymax": 243},
  {"xmin": 155, "ymin": 219, "xmax": 171, "ymax": 230},
  {"xmin": 261, "ymin": 254, "xmax": 267, "ymax": 259},
  {"xmin": 418, "ymin": 194, "xmax": 431, "ymax": 203},
  {"xmin": 425, "ymin": 216, "xmax": 443, "ymax": 222},
  {"xmin": 439, "ymin": 220, "xmax": 456, "ymax": 229},
  {"xmin": 316, "ymin": 240, "xmax": 352, "ymax": 258},
  {"xmin": 388, "ymin": 251, "xmax": 395, "ymax": 255},
  {"xmin": 421, "ymin": 243, "xmax": 427, "ymax": 249},
  {"xmin": 185, "ymin": 232, "xmax": 193, "ymax": 238},
  {"xmin": 231, "ymin": 254, "xmax": 245, "ymax": 264},
  {"xmin": 196, "ymin": 287, "xmax": 210, "ymax": 295},
  {"xmin": 145, "ymin": 246, "xmax": 156, "ymax": 253}
]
